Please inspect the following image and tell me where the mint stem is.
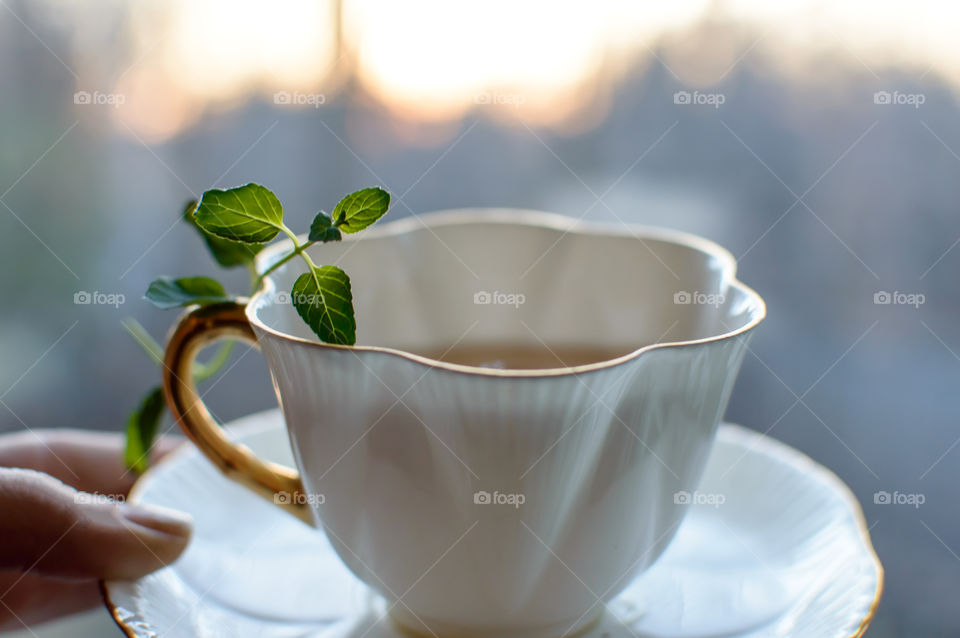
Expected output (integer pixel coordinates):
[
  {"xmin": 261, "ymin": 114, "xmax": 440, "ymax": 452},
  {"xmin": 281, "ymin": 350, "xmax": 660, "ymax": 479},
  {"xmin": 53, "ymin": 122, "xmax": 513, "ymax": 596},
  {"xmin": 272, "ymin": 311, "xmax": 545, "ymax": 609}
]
[
  {"xmin": 122, "ymin": 318, "xmax": 164, "ymax": 365},
  {"xmin": 255, "ymin": 238, "xmax": 316, "ymax": 289},
  {"xmin": 193, "ymin": 341, "xmax": 236, "ymax": 382}
]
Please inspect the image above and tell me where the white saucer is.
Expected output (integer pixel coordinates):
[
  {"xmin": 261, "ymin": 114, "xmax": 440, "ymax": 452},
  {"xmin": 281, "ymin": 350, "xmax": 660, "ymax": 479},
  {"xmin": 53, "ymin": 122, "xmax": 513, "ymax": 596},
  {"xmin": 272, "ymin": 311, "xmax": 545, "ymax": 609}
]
[{"xmin": 102, "ymin": 410, "xmax": 882, "ymax": 638}]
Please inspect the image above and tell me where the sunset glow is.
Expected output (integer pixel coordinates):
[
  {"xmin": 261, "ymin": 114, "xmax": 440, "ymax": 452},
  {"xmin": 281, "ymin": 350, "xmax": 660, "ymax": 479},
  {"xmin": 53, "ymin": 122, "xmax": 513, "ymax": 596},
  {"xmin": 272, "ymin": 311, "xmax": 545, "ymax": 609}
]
[{"xmin": 76, "ymin": 0, "xmax": 960, "ymax": 140}]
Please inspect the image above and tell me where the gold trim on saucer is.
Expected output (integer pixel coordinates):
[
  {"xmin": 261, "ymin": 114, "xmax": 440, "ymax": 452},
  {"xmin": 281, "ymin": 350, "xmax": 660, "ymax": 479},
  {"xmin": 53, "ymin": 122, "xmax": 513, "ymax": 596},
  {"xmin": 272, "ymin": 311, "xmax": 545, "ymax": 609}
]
[
  {"xmin": 100, "ymin": 579, "xmax": 139, "ymax": 638},
  {"xmin": 101, "ymin": 438, "xmax": 195, "ymax": 638},
  {"xmin": 846, "ymin": 495, "xmax": 885, "ymax": 637}
]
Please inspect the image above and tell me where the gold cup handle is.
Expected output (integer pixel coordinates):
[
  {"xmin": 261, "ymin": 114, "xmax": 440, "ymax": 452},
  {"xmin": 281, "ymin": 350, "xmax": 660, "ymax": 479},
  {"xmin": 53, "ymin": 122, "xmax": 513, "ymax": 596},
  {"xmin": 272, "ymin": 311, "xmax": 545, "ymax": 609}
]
[{"xmin": 162, "ymin": 301, "xmax": 314, "ymax": 526}]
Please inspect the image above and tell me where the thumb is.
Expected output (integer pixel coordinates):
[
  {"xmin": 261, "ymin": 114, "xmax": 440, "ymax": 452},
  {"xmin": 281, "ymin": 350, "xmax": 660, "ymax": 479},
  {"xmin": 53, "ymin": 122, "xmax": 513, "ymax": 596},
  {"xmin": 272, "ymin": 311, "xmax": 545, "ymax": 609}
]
[{"xmin": 0, "ymin": 468, "xmax": 192, "ymax": 580}]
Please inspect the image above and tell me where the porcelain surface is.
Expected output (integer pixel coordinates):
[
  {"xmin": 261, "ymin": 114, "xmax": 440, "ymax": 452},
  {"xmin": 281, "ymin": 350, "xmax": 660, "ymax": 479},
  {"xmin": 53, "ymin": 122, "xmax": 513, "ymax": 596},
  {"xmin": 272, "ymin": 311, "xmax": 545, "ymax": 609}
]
[
  {"xmin": 238, "ymin": 211, "xmax": 765, "ymax": 633},
  {"xmin": 103, "ymin": 411, "xmax": 882, "ymax": 638}
]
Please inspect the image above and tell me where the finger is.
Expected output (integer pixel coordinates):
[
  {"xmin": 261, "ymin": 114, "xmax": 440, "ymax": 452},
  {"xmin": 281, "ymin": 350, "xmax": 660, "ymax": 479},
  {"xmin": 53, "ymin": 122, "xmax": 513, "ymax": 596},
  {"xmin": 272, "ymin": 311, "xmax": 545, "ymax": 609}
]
[
  {"xmin": 0, "ymin": 430, "xmax": 184, "ymax": 496},
  {"xmin": 0, "ymin": 571, "xmax": 102, "ymax": 632},
  {"xmin": 0, "ymin": 468, "xmax": 191, "ymax": 580}
]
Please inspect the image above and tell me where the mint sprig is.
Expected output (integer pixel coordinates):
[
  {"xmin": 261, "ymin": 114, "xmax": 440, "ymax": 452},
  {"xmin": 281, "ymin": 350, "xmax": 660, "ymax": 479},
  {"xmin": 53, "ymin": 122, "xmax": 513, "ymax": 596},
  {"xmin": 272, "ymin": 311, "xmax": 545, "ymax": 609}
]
[
  {"xmin": 183, "ymin": 200, "xmax": 262, "ymax": 268},
  {"xmin": 308, "ymin": 212, "xmax": 341, "ymax": 243},
  {"xmin": 331, "ymin": 187, "xmax": 390, "ymax": 234},
  {"xmin": 122, "ymin": 184, "xmax": 390, "ymax": 471},
  {"xmin": 179, "ymin": 183, "xmax": 388, "ymax": 343},
  {"xmin": 145, "ymin": 276, "xmax": 231, "ymax": 309},
  {"xmin": 292, "ymin": 265, "xmax": 355, "ymax": 344},
  {"xmin": 149, "ymin": 183, "xmax": 390, "ymax": 343},
  {"xmin": 192, "ymin": 184, "xmax": 285, "ymax": 243},
  {"xmin": 124, "ymin": 386, "xmax": 165, "ymax": 473}
]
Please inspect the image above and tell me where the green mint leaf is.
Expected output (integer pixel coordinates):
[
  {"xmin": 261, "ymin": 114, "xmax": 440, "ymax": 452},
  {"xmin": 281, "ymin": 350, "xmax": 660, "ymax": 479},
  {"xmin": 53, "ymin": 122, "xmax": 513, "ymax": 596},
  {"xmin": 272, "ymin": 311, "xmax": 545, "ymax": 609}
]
[
  {"xmin": 292, "ymin": 265, "xmax": 356, "ymax": 345},
  {"xmin": 124, "ymin": 386, "xmax": 165, "ymax": 473},
  {"xmin": 332, "ymin": 187, "xmax": 390, "ymax": 234},
  {"xmin": 193, "ymin": 183, "xmax": 284, "ymax": 243},
  {"xmin": 308, "ymin": 212, "xmax": 342, "ymax": 243},
  {"xmin": 145, "ymin": 276, "xmax": 231, "ymax": 309},
  {"xmin": 184, "ymin": 200, "xmax": 262, "ymax": 268}
]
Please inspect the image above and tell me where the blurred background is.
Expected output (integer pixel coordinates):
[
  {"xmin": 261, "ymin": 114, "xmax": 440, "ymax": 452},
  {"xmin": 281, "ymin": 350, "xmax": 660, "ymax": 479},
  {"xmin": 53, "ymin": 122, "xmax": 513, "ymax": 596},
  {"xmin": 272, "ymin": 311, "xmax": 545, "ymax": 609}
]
[{"xmin": 1, "ymin": 0, "xmax": 958, "ymax": 635}]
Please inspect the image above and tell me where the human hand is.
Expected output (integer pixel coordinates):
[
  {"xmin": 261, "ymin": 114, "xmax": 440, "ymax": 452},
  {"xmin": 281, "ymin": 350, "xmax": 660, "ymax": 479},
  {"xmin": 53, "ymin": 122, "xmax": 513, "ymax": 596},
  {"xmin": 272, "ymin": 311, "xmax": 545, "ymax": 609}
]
[{"xmin": 0, "ymin": 429, "xmax": 191, "ymax": 631}]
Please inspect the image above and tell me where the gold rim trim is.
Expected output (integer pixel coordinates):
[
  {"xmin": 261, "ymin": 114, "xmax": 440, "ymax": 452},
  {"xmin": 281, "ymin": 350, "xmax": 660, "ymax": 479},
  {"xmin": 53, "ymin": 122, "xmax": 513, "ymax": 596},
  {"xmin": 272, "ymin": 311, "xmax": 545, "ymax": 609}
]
[
  {"xmin": 101, "ymin": 420, "xmax": 883, "ymax": 638},
  {"xmin": 247, "ymin": 210, "xmax": 768, "ymax": 378}
]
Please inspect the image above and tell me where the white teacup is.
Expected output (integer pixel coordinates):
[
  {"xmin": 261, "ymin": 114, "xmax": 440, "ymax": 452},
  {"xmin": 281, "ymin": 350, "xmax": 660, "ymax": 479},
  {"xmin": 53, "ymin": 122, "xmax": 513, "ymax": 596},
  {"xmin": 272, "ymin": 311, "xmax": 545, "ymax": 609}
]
[{"xmin": 163, "ymin": 210, "xmax": 765, "ymax": 638}]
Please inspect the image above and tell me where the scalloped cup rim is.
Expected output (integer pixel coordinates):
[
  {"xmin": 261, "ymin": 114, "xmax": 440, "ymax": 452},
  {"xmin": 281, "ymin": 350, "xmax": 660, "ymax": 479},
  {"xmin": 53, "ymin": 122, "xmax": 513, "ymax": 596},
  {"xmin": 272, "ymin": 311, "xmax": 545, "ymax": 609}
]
[{"xmin": 247, "ymin": 209, "xmax": 767, "ymax": 378}]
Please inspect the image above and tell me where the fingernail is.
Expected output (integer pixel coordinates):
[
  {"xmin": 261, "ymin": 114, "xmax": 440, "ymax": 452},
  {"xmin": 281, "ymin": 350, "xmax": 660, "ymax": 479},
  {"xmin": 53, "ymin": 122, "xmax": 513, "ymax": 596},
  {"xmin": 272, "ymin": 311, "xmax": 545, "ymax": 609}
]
[{"xmin": 121, "ymin": 503, "xmax": 193, "ymax": 538}]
